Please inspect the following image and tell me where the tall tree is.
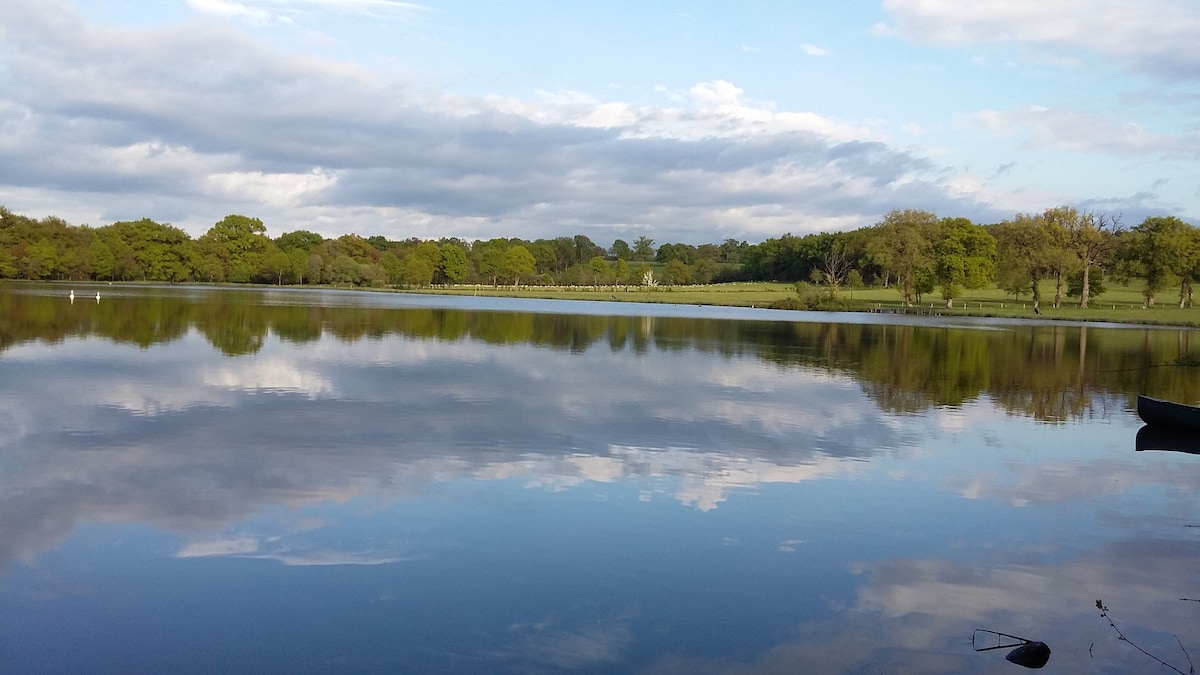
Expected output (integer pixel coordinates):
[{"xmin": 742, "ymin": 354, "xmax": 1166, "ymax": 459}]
[
  {"xmin": 1039, "ymin": 207, "xmax": 1079, "ymax": 308},
  {"xmin": 1067, "ymin": 211, "xmax": 1122, "ymax": 309},
  {"xmin": 610, "ymin": 239, "xmax": 631, "ymax": 261},
  {"xmin": 438, "ymin": 242, "xmax": 468, "ymax": 284},
  {"xmin": 632, "ymin": 236, "xmax": 655, "ymax": 262},
  {"xmin": 933, "ymin": 217, "xmax": 996, "ymax": 308},
  {"xmin": 503, "ymin": 245, "xmax": 536, "ymax": 287},
  {"xmin": 867, "ymin": 209, "xmax": 938, "ymax": 306},
  {"xmin": 993, "ymin": 214, "xmax": 1053, "ymax": 312},
  {"xmin": 1120, "ymin": 216, "xmax": 1199, "ymax": 307},
  {"xmin": 200, "ymin": 215, "xmax": 268, "ymax": 283}
]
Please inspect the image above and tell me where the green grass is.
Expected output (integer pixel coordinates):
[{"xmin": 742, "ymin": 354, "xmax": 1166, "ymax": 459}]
[{"xmin": 405, "ymin": 280, "xmax": 1200, "ymax": 327}]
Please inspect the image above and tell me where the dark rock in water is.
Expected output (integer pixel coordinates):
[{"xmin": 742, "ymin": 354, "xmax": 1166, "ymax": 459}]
[{"xmin": 1006, "ymin": 641, "xmax": 1051, "ymax": 669}]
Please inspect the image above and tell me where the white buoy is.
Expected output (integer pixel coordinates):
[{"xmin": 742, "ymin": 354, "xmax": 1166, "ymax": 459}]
[
  {"xmin": 96, "ymin": 291, "xmax": 101, "ymax": 302},
  {"xmin": 69, "ymin": 290, "xmax": 75, "ymax": 300}
]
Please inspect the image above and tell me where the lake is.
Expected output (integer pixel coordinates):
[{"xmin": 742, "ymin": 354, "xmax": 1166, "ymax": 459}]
[{"xmin": 2, "ymin": 281, "xmax": 1200, "ymax": 674}]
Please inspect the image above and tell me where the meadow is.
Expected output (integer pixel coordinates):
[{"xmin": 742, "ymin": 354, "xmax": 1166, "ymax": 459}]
[{"xmin": 408, "ymin": 280, "xmax": 1200, "ymax": 327}]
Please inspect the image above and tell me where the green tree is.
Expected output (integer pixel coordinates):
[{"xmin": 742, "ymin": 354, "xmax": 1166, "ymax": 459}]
[
  {"xmin": 664, "ymin": 259, "xmax": 691, "ymax": 285},
  {"xmin": 993, "ymin": 213, "xmax": 1053, "ymax": 312},
  {"xmin": 20, "ymin": 240, "xmax": 58, "ymax": 279},
  {"xmin": 0, "ymin": 249, "xmax": 16, "ymax": 278},
  {"xmin": 439, "ymin": 242, "xmax": 468, "ymax": 284},
  {"xmin": 588, "ymin": 256, "xmax": 610, "ymax": 285},
  {"xmin": 632, "ymin": 236, "xmax": 655, "ymax": 262},
  {"xmin": 610, "ymin": 239, "xmax": 631, "ymax": 260},
  {"xmin": 614, "ymin": 258, "xmax": 632, "ymax": 284},
  {"xmin": 503, "ymin": 245, "xmax": 536, "ymax": 287},
  {"xmin": 573, "ymin": 235, "xmax": 604, "ymax": 264},
  {"xmin": 691, "ymin": 258, "xmax": 719, "ymax": 284},
  {"xmin": 201, "ymin": 215, "xmax": 268, "ymax": 283},
  {"xmin": 1067, "ymin": 211, "xmax": 1122, "ymax": 309},
  {"xmin": 867, "ymin": 209, "xmax": 938, "ymax": 306},
  {"xmin": 1120, "ymin": 216, "xmax": 1198, "ymax": 307},
  {"xmin": 399, "ymin": 254, "xmax": 434, "ymax": 287},
  {"xmin": 276, "ymin": 230, "xmax": 324, "ymax": 253},
  {"xmin": 933, "ymin": 217, "xmax": 996, "ymax": 308},
  {"xmin": 1039, "ymin": 207, "xmax": 1079, "ymax": 308}
]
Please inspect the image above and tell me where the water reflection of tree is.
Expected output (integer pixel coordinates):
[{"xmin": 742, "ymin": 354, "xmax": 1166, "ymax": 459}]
[{"xmin": 5, "ymin": 287, "xmax": 1200, "ymax": 422}]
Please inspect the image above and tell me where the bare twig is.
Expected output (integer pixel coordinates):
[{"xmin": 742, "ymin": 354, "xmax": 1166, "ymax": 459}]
[{"xmin": 1097, "ymin": 599, "xmax": 1194, "ymax": 674}]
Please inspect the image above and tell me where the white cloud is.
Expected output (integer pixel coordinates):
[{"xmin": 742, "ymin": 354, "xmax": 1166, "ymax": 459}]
[
  {"xmin": 801, "ymin": 44, "xmax": 830, "ymax": 57},
  {"xmin": 204, "ymin": 168, "xmax": 339, "ymax": 207},
  {"xmin": 188, "ymin": 0, "xmax": 426, "ymax": 24},
  {"xmin": 0, "ymin": 0, "xmax": 1048, "ymax": 242},
  {"xmin": 880, "ymin": 0, "xmax": 1200, "ymax": 79},
  {"xmin": 967, "ymin": 106, "xmax": 1200, "ymax": 159}
]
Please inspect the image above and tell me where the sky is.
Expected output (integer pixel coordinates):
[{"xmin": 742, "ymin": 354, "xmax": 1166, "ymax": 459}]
[{"xmin": 0, "ymin": 0, "xmax": 1197, "ymax": 245}]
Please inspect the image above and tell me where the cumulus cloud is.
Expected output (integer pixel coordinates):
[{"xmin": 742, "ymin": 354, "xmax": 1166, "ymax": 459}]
[
  {"xmin": 0, "ymin": 0, "xmax": 1016, "ymax": 243},
  {"xmin": 879, "ymin": 0, "xmax": 1200, "ymax": 80},
  {"xmin": 187, "ymin": 0, "xmax": 426, "ymax": 24},
  {"xmin": 969, "ymin": 106, "xmax": 1200, "ymax": 159}
]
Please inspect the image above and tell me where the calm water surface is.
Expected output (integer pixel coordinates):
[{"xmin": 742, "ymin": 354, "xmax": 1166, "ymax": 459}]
[{"xmin": 2, "ymin": 282, "xmax": 1200, "ymax": 674}]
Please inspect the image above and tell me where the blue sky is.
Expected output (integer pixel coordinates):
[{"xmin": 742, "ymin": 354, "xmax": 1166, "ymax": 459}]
[{"xmin": 1, "ymin": 0, "xmax": 1197, "ymax": 244}]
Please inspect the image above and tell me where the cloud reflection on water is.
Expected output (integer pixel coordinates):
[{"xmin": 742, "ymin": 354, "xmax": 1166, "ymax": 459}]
[
  {"xmin": 0, "ymin": 331, "xmax": 908, "ymax": 572},
  {"xmin": 4, "ymin": 295, "xmax": 1200, "ymax": 673}
]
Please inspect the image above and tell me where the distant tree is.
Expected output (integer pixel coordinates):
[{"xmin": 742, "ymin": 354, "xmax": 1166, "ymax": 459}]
[
  {"xmin": 288, "ymin": 248, "xmax": 309, "ymax": 284},
  {"xmin": 656, "ymin": 242, "xmax": 696, "ymax": 264},
  {"xmin": 719, "ymin": 238, "xmax": 747, "ymax": 264},
  {"xmin": 201, "ymin": 215, "xmax": 268, "ymax": 283},
  {"xmin": 993, "ymin": 213, "xmax": 1053, "ymax": 311},
  {"xmin": 846, "ymin": 269, "xmax": 864, "ymax": 297},
  {"xmin": 691, "ymin": 258, "xmax": 719, "ymax": 284},
  {"xmin": 1039, "ymin": 206, "xmax": 1080, "ymax": 308},
  {"xmin": 399, "ymin": 254, "xmax": 434, "ymax": 287},
  {"xmin": 1067, "ymin": 268, "xmax": 1107, "ymax": 301},
  {"xmin": 664, "ymin": 259, "xmax": 691, "ymax": 285},
  {"xmin": 19, "ymin": 240, "xmax": 57, "ymax": 279},
  {"xmin": 276, "ymin": 229, "xmax": 324, "ymax": 253},
  {"xmin": 867, "ymin": 209, "xmax": 938, "ymax": 306},
  {"xmin": 439, "ymin": 242, "xmax": 468, "ymax": 284},
  {"xmin": 610, "ymin": 238, "xmax": 631, "ymax": 260},
  {"xmin": 573, "ymin": 235, "xmax": 604, "ymax": 264},
  {"xmin": 503, "ymin": 246, "xmax": 536, "ymax": 286},
  {"xmin": 1119, "ymin": 215, "xmax": 1199, "ymax": 307},
  {"xmin": 588, "ymin": 256, "xmax": 610, "ymax": 285},
  {"xmin": 633, "ymin": 236, "xmax": 655, "ymax": 262},
  {"xmin": 476, "ymin": 243, "xmax": 506, "ymax": 286},
  {"xmin": 1066, "ymin": 211, "xmax": 1122, "ymax": 309},
  {"xmin": 933, "ymin": 217, "xmax": 996, "ymax": 308},
  {"xmin": 614, "ymin": 258, "xmax": 632, "ymax": 284}
]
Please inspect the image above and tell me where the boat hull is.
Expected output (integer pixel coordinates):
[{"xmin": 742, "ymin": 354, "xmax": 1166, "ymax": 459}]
[{"xmin": 1137, "ymin": 395, "xmax": 1200, "ymax": 432}]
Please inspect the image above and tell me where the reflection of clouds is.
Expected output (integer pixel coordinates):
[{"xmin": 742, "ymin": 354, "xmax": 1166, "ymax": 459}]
[
  {"xmin": 177, "ymin": 537, "xmax": 260, "ymax": 558},
  {"xmin": 953, "ymin": 457, "xmax": 1197, "ymax": 507},
  {"xmin": 644, "ymin": 538, "xmax": 1200, "ymax": 674},
  {"xmin": 0, "ymin": 326, "xmax": 902, "ymax": 571},
  {"xmin": 204, "ymin": 357, "xmax": 333, "ymax": 397},
  {"xmin": 177, "ymin": 534, "xmax": 411, "ymax": 566},
  {"xmin": 486, "ymin": 446, "xmax": 863, "ymax": 511},
  {"xmin": 496, "ymin": 619, "xmax": 632, "ymax": 672}
]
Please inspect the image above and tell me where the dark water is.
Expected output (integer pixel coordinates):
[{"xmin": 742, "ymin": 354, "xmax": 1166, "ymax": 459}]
[{"xmin": 2, "ymin": 282, "xmax": 1200, "ymax": 674}]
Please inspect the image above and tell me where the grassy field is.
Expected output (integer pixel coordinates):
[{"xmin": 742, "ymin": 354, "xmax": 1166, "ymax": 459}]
[{"xmin": 406, "ymin": 280, "xmax": 1200, "ymax": 327}]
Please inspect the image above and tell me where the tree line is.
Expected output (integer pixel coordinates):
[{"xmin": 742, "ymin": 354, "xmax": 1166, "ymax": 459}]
[{"xmin": 1, "ymin": 205, "xmax": 1197, "ymax": 308}]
